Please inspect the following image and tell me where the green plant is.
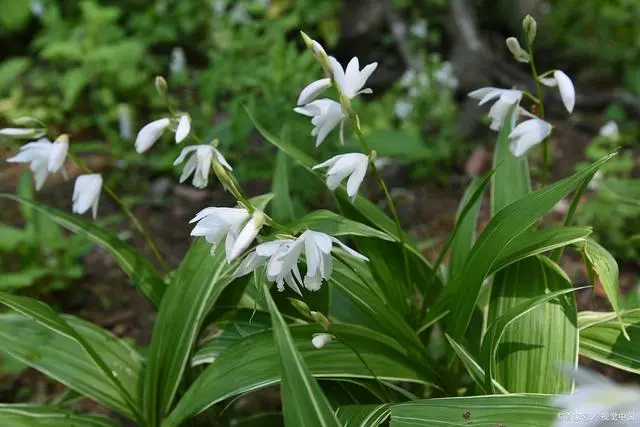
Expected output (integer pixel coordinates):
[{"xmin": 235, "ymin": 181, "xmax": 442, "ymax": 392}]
[{"xmin": 0, "ymin": 15, "xmax": 638, "ymax": 427}]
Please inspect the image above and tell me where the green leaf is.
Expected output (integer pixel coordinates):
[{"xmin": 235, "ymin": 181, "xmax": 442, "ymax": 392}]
[
  {"xmin": 0, "ymin": 311, "xmax": 142, "ymax": 420},
  {"xmin": 0, "ymin": 0, "xmax": 30, "ymax": 32},
  {"xmin": 443, "ymin": 334, "xmax": 507, "ymax": 394},
  {"xmin": 0, "ymin": 195, "xmax": 165, "ymax": 308},
  {"xmin": 0, "ymin": 404, "xmax": 121, "ymax": 427},
  {"xmin": 449, "ymin": 174, "xmax": 491, "ymax": 275},
  {"xmin": 491, "ymin": 105, "xmax": 531, "ymax": 216},
  {"xmin": 432, "ymin": 153, "xmax": 614, "ymax": 342},
  {"xmin": 0, "ymin": 268, "xmax": 49, "ymax": 290},
  {"xmin": 164, "ymin": 324, "xmax": 431, "ymax": 427},
  {"xmin": 288, "ymin": 210, "xmax": 394, "ymax": 241},
  {"xmin": 480, "ymin": 285, "xmax": 580, "ymax": 392},
  {"xmin": 0, "ymin": 224, "xmax": 28, "ymax": 250},
  {"xmin": 272, "ymin": 150, "xmax": 295, "ymax": 222},
  {"xmin": 0, "ymin": 57, "xmax": 30, "ymax": 94},
  {"xmin": 390, "ymin": 395, "xmax": 559, "ymax": 426},
  {"xmin": 336, "ymin": 404, "xmax": 390, "ymax": 426},
  {"xmin": 490, "ymin": 227, "xmax": 592, "ymax": 274},
  {"xmin": 143, "ymin": 240, "xmax": 240, "ymax": 426},
  {"xmin": 264, "ymin": 284, "xmax": 342, "ymax": 427},
  {"xmin": 578, "ymin": 309, "xmax": 640, "ymax": 374},
  {"xmin": 486, "ymin": 256, "xmax": 578, "ymax": 393},
  {"xmin": 583, "ymin": 238, "xmax": 629, "ymax": 339}
]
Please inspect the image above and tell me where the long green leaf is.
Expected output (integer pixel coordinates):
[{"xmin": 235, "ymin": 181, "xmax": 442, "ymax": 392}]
[
  {"xmin": 578, "ymin": 309, "xmax": 640, "ymax": 374},
  {"xmin": 164, "ymin": 324, "xmax": 431, "ymax": 427},
  {"xmin": 433, "ymin": 153, "xmax": 614, "ymax": 342},
  {"xmin": 481, "ymin": 285, "xmax": 581, "ymax": 392},
  {"xmin": 264, "ymin": 284, "xmax": 342, "ymax": 427},
  {"xmin": 143, "ymin": 239, "xmax": 241, "ymax": 425},
  {"xmin": 0, "ymin": 404, "xmax": 120, "ymax": 427},
  {"xmin": 272, "ymin": 150, "xmax": 295, "ymax": 222},
  {"xmin": 0, "ymin": 194, "xmax": 165, "ymax": 307},
  {"xmin": 0, "ymin": 312, "xmax": 142, "ymax": 420},
  {"xmin": 583, "ymin": 238, "xmax": 629, "ymax": 339},
  {"xmin": 487, "ymin": 256, "xmax": 578, "ymax": 393},
  {"xmin": 288, "ymin": 210, "xmax": 394, "ymax": 241},
  {"xmin": 491, "ymin": 105, "xmax": 531, "ymax": 216},
  {"xmin": 443, "ymin": 334, "xmax": 507, "ymax": 394},
  {"xmin": 336, "ymin": 404, "xmax": 390, "ymax": 426},
  {"xmin": 390, "ymin": 395, "xmax": 559, "ymax": 426}
]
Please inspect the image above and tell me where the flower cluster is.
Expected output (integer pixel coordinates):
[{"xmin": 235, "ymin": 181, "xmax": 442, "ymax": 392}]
[{"xmin": 468, "ymin": 17, "xmax": 576, "ymax": 158}]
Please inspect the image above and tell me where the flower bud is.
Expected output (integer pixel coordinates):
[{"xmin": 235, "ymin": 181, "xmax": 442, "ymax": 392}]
[
  {"xmin": 155, "ymin": 76, "xmax": 168, "ymax": 95},
  {"xmin": 505, "ymin": 37, "xmax": 530, "ymax": 63},
  {"xmin": 311, "ymin": 333, "xmax": 333, "ymax": 349},
  {"xmin": 522, "ymin": 15, "xmax": 537, "ymax": 45},
  {"xmin": 288, "ymin": 298, "xmax": 311, "ymax": 318},
  {"xmin": 310, "ymin": 311, "xmax": 330, "ymax": 330}
]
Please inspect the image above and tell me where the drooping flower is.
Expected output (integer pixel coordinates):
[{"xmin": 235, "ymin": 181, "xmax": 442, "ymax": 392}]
[
  {"xmin": 553, "ymin": 366, "xmax": 640, "ymax": 427},
  {"xmin": 508, "ymin": 117, "xmax": 553, "ymax": 157},
  {"xmin": 539, "ymin": 70, "xmax": 576, "ymax": 114},
  {"xmin": 312, "ymin": 333, "xmax": 333, "ymax": 349},
  {"xmin": 135, "ymin": 118, "xmax": 171, "ymax": 153},
  {"xmin": 72, "ymin": 174, "xmax": 102, "ymax": 219},
  {"xmin": 190, "ymin": 207, "xmax": 263, "ymax": 261},
  {"xmin": 233, "ymin": 230, "xmax": 368, "ymax": 293},
  {"xmin": 599, "ymin": 120, "xmax": 619, "ymax": 140},
  {"xmin": 329, "ymin": 57, "xmax": 378, "ymax": 99},
  {"xmin": 7, "ymin": 135, "xmax": 69, "ymax": 190},
  {"xmin": 468, "ymin": 87, "xmax": 523, "ymax": 131},
  {"xmin": 313, "ymin": 153, "xmax": 369, "ymax": 201},
  {"xmin": 294, "ymin": 98, "xmax": 346, "ymax": 146},
  {"xmin": 174, "ymin": 145, "xmax": 231, "ymax": 189},
  {"xmin": 297, "ymin": 78, "xmax": 332, "ymax": 106}
]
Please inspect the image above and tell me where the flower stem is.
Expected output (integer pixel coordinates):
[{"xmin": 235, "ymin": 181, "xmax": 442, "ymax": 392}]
[
  {"xmin": 68, "ymin": 153, "xmax": 169, "ymax": 273},
  {"xmin": 527, "ymin": 44, "xmax": 551, "ymax": 186},
  {"xmin": 352, "ymin": 119, "xmax": 412, "ymax": 308}
]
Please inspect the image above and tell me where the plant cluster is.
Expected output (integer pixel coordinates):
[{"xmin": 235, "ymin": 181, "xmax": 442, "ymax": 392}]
[{"xmin": 0, "ymin": 14, "xmax": 639, "ymax": 427}]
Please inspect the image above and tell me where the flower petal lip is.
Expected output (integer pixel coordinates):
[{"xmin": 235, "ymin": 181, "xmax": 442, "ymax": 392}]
[
  {"xmin": 297, "ymin": 78, "xmax": 332, "ymax": 106},
  {"xmin": 135, "ymin": 118, "xmax": 170, "ymax": 153},
  {"xmin": 175, "ymin": 114, "xmax": 191, "ymax": 143}
]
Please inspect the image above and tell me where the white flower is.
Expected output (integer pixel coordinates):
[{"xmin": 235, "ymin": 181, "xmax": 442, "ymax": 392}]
[
  {"xmin": 0, "ymin": 128, "xmax": 44, "ymax": 139},
  {"xmin": 297, "ymin": 78, "xmax": 332, "ymax": 106},
  {"xmin": 312, "ymin": 333, "xmax": 333, "ymax": 349},
  {"xmin": 468, "ymin": 87, "xmax": 523, "ymax": 131},
  {"xmin": 508, "ymin": 117, "xmax": 553, "ymax": 157},
  {"xmin": 135, "ymin": 118, "xmax": 171, "ymax": 153},
  {"xmin": 233, "ymin": 230, "xmax": 368, "ymax": 293},
  {"xmin": 174, "ymin": 145, "xmax": 231, "ymax": 189},
  {"xmin": 190, "ymin": 207, "xmax": 263, "ymax": 262},
  {"xmin": 294, "ymin": 99, "xmax": 346, "ymax": 146},
  {"xmin": 539, "ymin": 70, "xmax": 575, "ymax": 114},
  {"xmin": 410, "ymin": 20, "xmax": 428, "ymax": 38},
  {"xmin": 72, "ymin": 174, "xmax": 102, "ymax": 219},
  {"xmin": 175, "ymin": 115, "xmax": 191, "ymax": 143},
  {"xmin": 313, "ymin": 153, "xmax": 369, "ymax": 201},
  {"xmin": 329, "ymin": 56, "xmax": 378, "ymax": 99},
  {"xmin": 599, "ymin": 120, "xmax": 619, "ymax": 140},
  {"xmin": 394, "ymin": 100, "xmax": 413, "ymax": 119},
  {"xmin": 7, "ymin": 135, "xmax": 69, "ymax": 190},
  {"xmin": 553, "ymin": 366, "xmax": 640, "ymax": 427}
]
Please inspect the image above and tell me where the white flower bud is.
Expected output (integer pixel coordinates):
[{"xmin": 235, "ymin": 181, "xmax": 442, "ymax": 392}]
[
  {"xmin": 506, "ymin": 37, "xmax": 530, "ymax": 63},
  {"xmin": 311, "ymin": 333, "xmax": 333, "ymax": 349},
  {"xmin": 522, "ymin": 15, "xmax": 537, "ymax": 45},
  {"xmin": 155, "ymin": 76, "xmax": 168, "ymax": 95}
]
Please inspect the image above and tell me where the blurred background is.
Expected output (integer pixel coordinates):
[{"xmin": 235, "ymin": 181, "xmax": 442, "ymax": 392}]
[{"xmin": 1, "ymin": 0, "xmax": 639, "ymax": 416}]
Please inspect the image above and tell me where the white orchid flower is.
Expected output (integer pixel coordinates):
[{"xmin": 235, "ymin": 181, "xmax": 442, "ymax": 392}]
[
  {"xmin": 468, "ymin": 87, "xmax": 523, "ymax": 131},
  {"xmin": 297, "ymin": 78, "xmax": 332, "ymax": 106},
  {"xmin": 174, "ymin": 145, "xmax": 231, "ymax": 189},
  {"xmin": 7, "ymin": 135, "xmax": 69, "ymax": 190},
  {"xmin": 233, "ymin": 230, "xmax": 368, "ymax": 294},
  {"xmin": 135, "ymin": 118, "xmax": 171, "ymax": 153},
  {"xmin": 190, "ymin": 207, "xmax": 263, "ymax": 262},
  {"xmin": 599, "ymin": 120, "xmax": 619, "ymax": 140},
  {"xmin": 313, "ymin": 153, "xmax": 369, "ymax": 201},
  {"xmin": 553, "ymin": 366, "xmax": 640, "ymax": 427},
  {"xmin": 72, "ymin": 174, "xmax": 103, "ymax": 219},
  {"xmin": 311, "ymin": 333, "xmax": 333, "ymax": 349},
  {"xmin": 294, "ymin": 98, "xmax": 346, "ymax": 146},
  {"xmin": 539, "ymin": 70, "xmax": 575, "ymax": 114},
  {"xmin": 328, "ymin": 56, "xmax": 378, "ymax": 99},
  {"xmin": 508, "ymin": 117, "xmax": 553, "ymax": 157}
]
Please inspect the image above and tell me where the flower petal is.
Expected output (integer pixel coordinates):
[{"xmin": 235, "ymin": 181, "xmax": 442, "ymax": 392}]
[
  {"xmin": 554, "ymin": 70, "xmax": 575, "ymax": 114},
  {"xmin": 135, "ymin": 118, "xmax": 170, "ymax": 153},
  {"xmin": 297, "ymin": 78, "xmax": 331, "ymax": 106},
  {"xmin": 175, "ymin": 114, "xmax": 191, "ymax": 143}
]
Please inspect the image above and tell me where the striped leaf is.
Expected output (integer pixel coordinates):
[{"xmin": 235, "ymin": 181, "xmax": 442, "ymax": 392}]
[
  {"xmin": 336, "ymin": 404, "xmax": 390, "ymax": 426},
  {"xmin": 0, "ymin": 404, "xmax": 120, "ymax": 427}
]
